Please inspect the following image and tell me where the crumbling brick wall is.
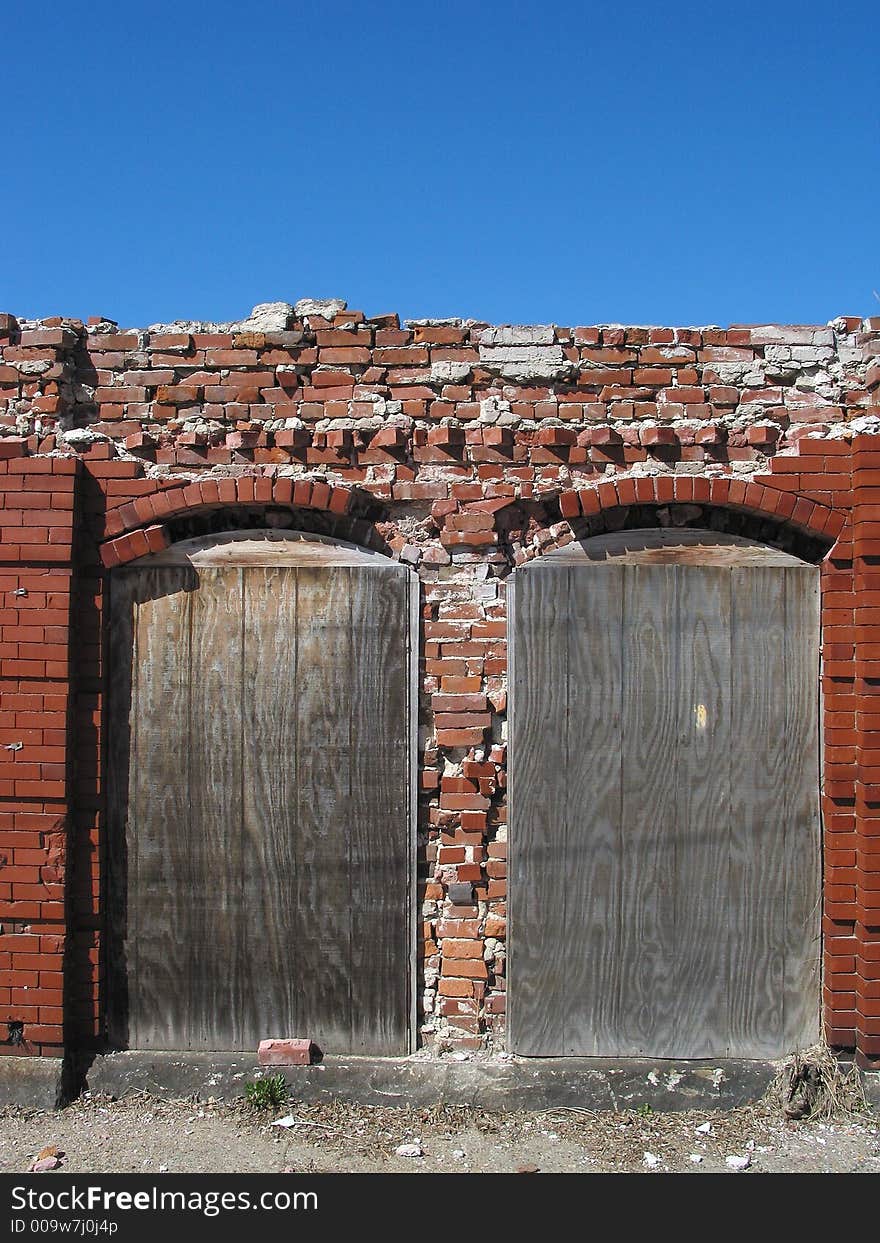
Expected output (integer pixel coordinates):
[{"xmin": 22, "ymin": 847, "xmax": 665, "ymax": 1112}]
[{"xmin": 1, "ymin": 299, "xmax": 879, "ymax": 1063}]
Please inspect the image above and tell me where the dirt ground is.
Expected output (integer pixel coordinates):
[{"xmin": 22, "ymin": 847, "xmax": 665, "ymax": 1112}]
[{"xmin": 1, "ymin": 1089, "xmax": 879, "ymax": 1175}]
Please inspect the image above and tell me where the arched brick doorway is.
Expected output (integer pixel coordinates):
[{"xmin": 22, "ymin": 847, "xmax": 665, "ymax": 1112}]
[{"xmin": 105, "ymin": 529, "xmax": 418, "ymax": 1054}]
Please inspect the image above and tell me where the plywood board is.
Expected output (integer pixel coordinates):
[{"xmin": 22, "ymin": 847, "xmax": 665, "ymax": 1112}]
[
  {"xmin": 509, "ymin": 552, "xmax": 820, "ymax": 1058},
  {"xmin": 508, "ymin": 569, "xmax": 569, "ymax": 1054},
  {"xmin": 110, "ymin": 550, "xmax": 413, "ymax": 1053}
]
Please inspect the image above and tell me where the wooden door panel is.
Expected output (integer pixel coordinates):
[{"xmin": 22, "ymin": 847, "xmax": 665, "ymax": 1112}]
[
  {"xmin": 241, "ymin": 567, "xmax": 300, "ymax": 1045},
  {"xmin": 186, "ymin": 568, "xmax": 246, "ymax": 1049},
  {"xmin": 669, "ymin": 566, "xmax": 731, "ymax": 1057},
  {"xmin": 348, "ymin": 566, "xmax": 413, "ymax": 1054},
  {"xmin": 291, "ymin": 565, "xmax": 357, "ymax": 1052},
  {"xmin": 110, "ymin": 551, "xmax": 413, "ymax": 1054},
  {"xmin": 617, "ymin": 566, "xmax": 680, "ymax": 1054},
  {"xmin": 727, "ymin": 567, "xmax": 789, "ymax": 1056},
  {"xmin": 562, "ymin": 567, "xmax": 624, "ymax": 1056},
  {"xmin": 508, "ymin": 568, "xmax": 570, "ymax": 1054},
  {"xmin": 125, "ymin": 573, "xmax": 194, "ymax": 1050},
  {"xmin": 510, "ymin": 547, "xmax": 820, "ymax": 1058}
]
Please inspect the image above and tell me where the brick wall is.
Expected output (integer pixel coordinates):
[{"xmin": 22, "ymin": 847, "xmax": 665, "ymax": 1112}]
[
  {"xmin": 0, "ymin": 455, "xmax": 78, "ymax": 1055},
  {"xmin": 1, "ymin": 299, "xmax": 879, "ymax": 1063}
]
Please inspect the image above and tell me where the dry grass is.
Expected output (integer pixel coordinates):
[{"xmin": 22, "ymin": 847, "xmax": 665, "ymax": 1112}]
[{"xmin": 766, "ymin": 1044, "xmax": 868, "ymax": 1121}]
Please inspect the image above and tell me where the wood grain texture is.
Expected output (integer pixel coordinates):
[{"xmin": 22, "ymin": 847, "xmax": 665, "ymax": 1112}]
[
  {"xmin": 563, "ymin": 566, "xmax": 624, "ymax": 1055},
  {"xmin": 106, "ymin": 570, "xmax": 139, "ymax": 1047},
  {"xmin": 348, "ymin": 566, "xmax": 412, "ymax": 1053},
  {"xmin": 241, "ymin": 567, "xmax": 299, "ymax": 1044},
  {"xmin": 617, "ymin": 565, "xmax": 679, "ymax": 1055},
  {"xmin": 111, "ymin": 546, "xmax": 413, "ymax": 1054},
  {"xmin": 509, "ymin": 545, "xmax": 821, "ymax": 1058},
  {"xmin": 727, "ymin": 567, "xmax": 788, "ymax": 1056},
  {"xmin": 508, "ymin": 568, "xmax": 569, "ymax": 1054},
  {"xmin": 142, "ymin": 529, "xmax": 391, "ymax": 568},
  {"xmin": 541, "ymin": 528, "xmax": 809, "ymax": 567},
  {"xmin": 185, "ymin": 568, "xmax": 246, "ymax": 1049},
  {"xmin": 670, "ymin": 567, "xmax": 731, "ymax": 1056},
  {"xmin": 291, "ymin": 565, "xmax": 355, "ymax": 1052},
  {"xmin": 126, "ymin": 569, "xmax": 196, "ymax": 1049}
]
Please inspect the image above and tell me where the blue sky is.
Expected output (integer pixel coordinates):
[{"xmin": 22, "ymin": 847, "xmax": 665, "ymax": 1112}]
[{"xmin": 3, "ymin": 1, "xmax": 877, "ymax": 328}]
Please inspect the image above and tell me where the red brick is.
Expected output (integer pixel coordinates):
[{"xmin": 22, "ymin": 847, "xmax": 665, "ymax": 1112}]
[{"xmin": 257, "ymin": 1038, "xmax": 316, "ymax": 1065}]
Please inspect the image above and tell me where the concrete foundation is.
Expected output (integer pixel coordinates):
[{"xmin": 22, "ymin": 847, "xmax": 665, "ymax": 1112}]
[
  {"xmin": 0, "ymin": 1057, "xmax": 63, "ymax": 1109},
  {"xmin": 78, "ymin": 1052, "xmax": 780, "ymax": 1112},
  {"xmin": 3, "ymin": 1051, "xmax": 878, "ymax": 1113}
]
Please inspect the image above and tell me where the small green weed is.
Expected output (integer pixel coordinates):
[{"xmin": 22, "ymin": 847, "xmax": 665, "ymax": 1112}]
[{"xmin": 244, "ymin": 1073, "xmax": 288, "ymax": 1112}]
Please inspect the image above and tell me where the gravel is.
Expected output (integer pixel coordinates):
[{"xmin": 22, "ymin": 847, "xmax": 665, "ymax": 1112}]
[{"xmin": 2, "ymin": 1092, "xmax": 879, "ymax": 1175}]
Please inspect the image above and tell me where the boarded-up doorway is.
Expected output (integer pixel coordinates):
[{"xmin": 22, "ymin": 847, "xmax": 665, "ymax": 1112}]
[
  {"xmin": 107, "ymin": 531, "xmax": 417, "ymax": 1054},
  {"xmin": 508, "ymin": 529, "xmax": 821, "ymax": 1058}
]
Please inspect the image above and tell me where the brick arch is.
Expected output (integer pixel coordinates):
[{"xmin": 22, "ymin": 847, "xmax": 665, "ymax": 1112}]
[
  {"xmin": 557, "ymin": 474, "xmax": 847, "ymax": 544},
  {"xmin": 497, "ymin": 475, "xmax": 848, "ymax": 568},
  {"xmin": 510, "ymin": 471, "xmax": 854, "ymax": 1062},
  {"xmin": 98, "ymin": 475, "xmax": 400, "ymax": 568}
]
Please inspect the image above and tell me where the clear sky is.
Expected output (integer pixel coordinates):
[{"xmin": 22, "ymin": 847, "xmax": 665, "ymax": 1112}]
[{"xmin": 3, "ymin": 1, "xmax": 877, "ymax": 328}]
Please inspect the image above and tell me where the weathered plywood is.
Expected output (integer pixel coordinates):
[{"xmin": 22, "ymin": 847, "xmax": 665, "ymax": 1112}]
[
  {"xmin": 120, "ymin": 570, "xmax": 195, "ymax": 1049},
  {"xmin": 509, "ymin": 537, "xmax": 820, "ymax": 1058},
  {"xmin": 542, "ymin": 528, "xmax": 810, "ymax": 567},
  {"xmin": 186, "ymin": 568, "xmax": 246, "ymax": 1050},
  {"xmin": 563, "ymin": 566, "xmax": 624, "ymax": 1055},
  {"xmin": 727, "ymin": 567, "xmax": 788, "ymax": 1057},
  {"xmin": 617, "ymin": 566, "xmax": 679, "ymax": 1055},
  {"xmin": 348, "ymin": 566, "xmax": 413, "ymax": 1053},
  {"xmin": 241, "ymin": 567, "xmax": 299, "ymax": 1044},
  {"xmin": 507, "ymin": 570, "xmax": 569, "ymax": 1054},
  {"xmin": 292, "ymin": 565, "xmax": 357, "ymax": 1052},
  {"xmin": 106, "ymin": 570, "xmax": 140, "ymax": 1048},
  {"xmin": 140, "ymin": 529, "xmax": 391, "ymax": 568},
  {"xmin": 109, "ymin": 545, "xmax": 413, "ymax": 1053},
  {"xmin": 670, "ymin": 567, "xmax": 731, "ymax": 1057}
]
